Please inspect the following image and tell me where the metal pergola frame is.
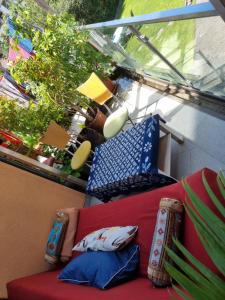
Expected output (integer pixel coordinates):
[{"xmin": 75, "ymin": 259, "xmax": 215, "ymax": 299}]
[
  {"xmin": 79, "ymin": 2, "xmax": 218, "ymax": 30},
  {"xmin": 0, "ymin": 1, "xmax": 224, "ymax": 95},
  {"xmin": 1, "ymin": 2, "xmax": 223, "ymax": 30},
  {"xmin": 209, "ymin": 0, "xmax": 225, "ymax": 20},
  {"xmin": 78, "ymin": 1, "xmax": 225, "ymax": 90},
  {"xmin": 127, "ymin": 25, "xmax": 192, "ymax": 87}
]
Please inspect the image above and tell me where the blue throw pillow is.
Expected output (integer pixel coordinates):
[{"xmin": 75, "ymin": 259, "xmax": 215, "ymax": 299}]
[{"xmin": 58, "ymin": 244, "xmax": 139, "ymax": 289}]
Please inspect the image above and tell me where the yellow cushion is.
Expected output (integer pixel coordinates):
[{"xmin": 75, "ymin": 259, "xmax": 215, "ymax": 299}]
[
  {"xmin": 71, "ymin": 141, "xmax": 91, "ymax": 170},
  {"xmin": 76, "ymin": 73, "xmax": 113, "ymax": 105},
  {"xmin": 103, "ymin": 106, "xmax": 128, "ymax": 139}
]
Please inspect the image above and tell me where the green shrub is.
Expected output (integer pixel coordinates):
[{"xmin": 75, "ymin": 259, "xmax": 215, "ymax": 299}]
[
  {"xmin": 1, "ymin": 0, "xmax": 112, "ymax": 118},
  {"xmin": 0, "ymin": 96, "xmax": 69, "ymax": 149},
  {"xmin": 48, "ymin": 0, "xmax": 120, "ymax": 24}
]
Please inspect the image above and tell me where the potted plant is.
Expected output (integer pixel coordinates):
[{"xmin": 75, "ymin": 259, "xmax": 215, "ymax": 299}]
[
  {"xmin": 0, "ymin": 95, "xmax": 70, "ymax": 156},
  {"xmin": 68, "ymin": 103, "xmax": 107, "ymax": 134},
  {"xmin": 3, "ymin": 1, "xmax": 113, "ymax": 133},
  {"xmin": 77, "ymin": 127, "xmax": 105, "ymax": 149}
]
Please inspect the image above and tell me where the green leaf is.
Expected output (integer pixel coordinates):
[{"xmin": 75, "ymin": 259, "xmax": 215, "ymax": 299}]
[
  {"xmin": 172, "ymin": 285, "xmax": 192, "ymax": 300},
  {"xmin": 217, "ymin": 174, "xmax": 225, "ymax": 202},
  {"xmin": 167, "ymin": 171, "xmax": 225, "ymax": 300},
  {"xmin": 182, "ymin": 180, "xmax": 225, "ymax": 247},
  {"xmin": 185, "ymin": 204, "xmax": 225, "ymax": 275},
  {"xmin": 172, "ymin": 239, "xmax": 225, "ymax": 295},
  {"xmin": 165, "ymin": 262, "xmax": 212, "ymax": 300},
  {"xmin": 219, "ymin": 170, "xmax": 225, "ymax": 187},
  {"xmin": 200, "ymin": 228, "xmax": 225, "ymax": 276},
  {"xmin": 166, "ymin": 247, "xmax": 222, "ymax": 299},
  {"xmin": 202, "ymin": 171, "xmax": 225, "ymax": 217}
]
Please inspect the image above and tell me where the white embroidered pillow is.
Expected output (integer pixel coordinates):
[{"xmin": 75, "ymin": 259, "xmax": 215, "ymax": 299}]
[{"xmin": 73, "ymin": 226, "xmax": 138, "ymax": 252}]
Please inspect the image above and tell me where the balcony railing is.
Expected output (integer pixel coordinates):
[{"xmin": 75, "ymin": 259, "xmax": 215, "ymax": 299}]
[
  {"xmin": 1, "ymin": 1, "xmax": 225, "ymax": 102},
  {"xmin": 79, "ymin": 1, "xmax": 225, "ymax": 101}
]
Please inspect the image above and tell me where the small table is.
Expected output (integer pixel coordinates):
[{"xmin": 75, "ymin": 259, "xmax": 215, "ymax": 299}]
[{"xmin": 87, "ymin": 115, "xmax": 176, "ymax": 201}]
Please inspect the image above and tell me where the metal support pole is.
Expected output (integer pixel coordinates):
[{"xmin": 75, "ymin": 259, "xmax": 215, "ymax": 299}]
[
  {"xmin": 90, "ymin": 29, "xmax": 137, "ymax": 69},
  {"xmin": 198, "ymin": 50, "xmax": 224, "ymax": 82},
  {"xmin": 0, "ymin": 4, "xmax": 9, "ymax": 15},
  {"xmin": 128, "ymin": 25, "xmax": 193, "ymax": 87},
  {"xmin": 127, "ymin": 115, "xmax": 135, "ymax": 126},
  {"xmin": 210, "ymin": 0, "xmax": 225, "ymax": 21},
  {"xmin": 80, "ymin": 3, "xmax": 217, "ymax": 30},
  {"xmin": 103, "ymin": 103, "xmax": 113, "ymax": 114},
  {"xmin": 113, "ymin": 94, "xmax": 135, "ymax": 125},
  {"xmin": 34, "ymin": 0, "xmax": 55, "ymax": 14}
]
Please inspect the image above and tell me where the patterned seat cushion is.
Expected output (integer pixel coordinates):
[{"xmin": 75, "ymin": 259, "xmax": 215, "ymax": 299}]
[
  {"xmin": 148, "ymin": 198, "xmax": 183, "ymax": 287},
  {"xmin": 87, "ymin": 115, "xmax": 170, "ymax": 200}
]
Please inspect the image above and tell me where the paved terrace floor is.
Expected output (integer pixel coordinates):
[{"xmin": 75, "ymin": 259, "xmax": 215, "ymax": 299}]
[{"xmin": 86, "ymin": 78, "xmax": 225, "ymax": 205}]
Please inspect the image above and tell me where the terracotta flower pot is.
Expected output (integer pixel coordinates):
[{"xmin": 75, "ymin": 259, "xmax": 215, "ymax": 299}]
[
  {"xmin": 86, "ymin": 108, "xmax": 106, "ymax": 133},
  {"xmin": 79, "ymin": 128, "xmax": 105, "ymax": 149},
  {"xmin": 102, "ymin": 78, "xmax": 118, "ymax": 94}
]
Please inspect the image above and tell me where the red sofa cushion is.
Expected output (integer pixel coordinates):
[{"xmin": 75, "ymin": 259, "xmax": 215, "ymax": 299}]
[
  {"xmin": 7, "ymin": 168, "xmax": 223, "ymax": 300},
  {"xmin": 74, "ymin": 181, "xmax": 184, "ymax": 277},
  {"xmin": 7, "ymin": 271, "xmax": 173, "ymax": 300},
  {"xmin": 74, "ymin": 168, "xmax": 223, "ymax": 276}
]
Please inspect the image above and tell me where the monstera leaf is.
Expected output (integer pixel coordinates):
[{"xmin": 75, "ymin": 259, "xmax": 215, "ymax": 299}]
[{"xmin": 165, "ymin": 170, "xmax": 225, "ymax": 300}]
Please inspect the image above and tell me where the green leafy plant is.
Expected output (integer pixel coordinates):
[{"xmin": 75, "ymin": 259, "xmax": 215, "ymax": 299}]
[
  {"xmin": 47, "ymin": 0, "xmax": 120, "ymax": 25},
  {"xmin": 3, "ymin": 0, "xmax": 112, "ymax": 122},
  {"xmin": 0, "ymin": 95, "xmax": 69, "ymax": 151},
  {"xmin": 60, "ymin": 158, "xmax": 82, "ymax": 178},
  {"xmin": 165, "ymin": 170, "xmax": 225, "ymax": 300},
  {"xmin": 40, "ymin": 144, "xmax": 81, "ymax": 178}
]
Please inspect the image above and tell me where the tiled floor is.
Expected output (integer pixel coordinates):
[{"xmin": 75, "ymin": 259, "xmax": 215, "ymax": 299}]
[
  {"xmin": 121, "ymin": 79, "xmax": 225, "ymax": 178},
  {"xmin": 86, "ymin": 78, "xmax": 225, "ymax": 206}
]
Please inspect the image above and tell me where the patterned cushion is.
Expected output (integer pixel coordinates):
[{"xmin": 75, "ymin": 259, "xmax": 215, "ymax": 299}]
[
  {"xmin": 57, "ymin": 208, "xmax": 79, "ymax": 262},
  {"xmin": 148, "ymin": 198, "xmax": 183, "ymax": 287},
  {"xmin": 87, "ymin": 115, "xmax": 160, "ymax": 200},
  {"xmin": 73, "ymin": 226, "xmax": 138, "ymax": 252},
  {"xmin": 45, "ymin": 212, "xmax": 69, "ymax": 264}
]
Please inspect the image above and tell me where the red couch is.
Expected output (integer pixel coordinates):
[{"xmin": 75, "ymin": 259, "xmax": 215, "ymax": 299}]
[{"xmin": 7, "ymin": 168, "xmax": 222, "ymax": 300}]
